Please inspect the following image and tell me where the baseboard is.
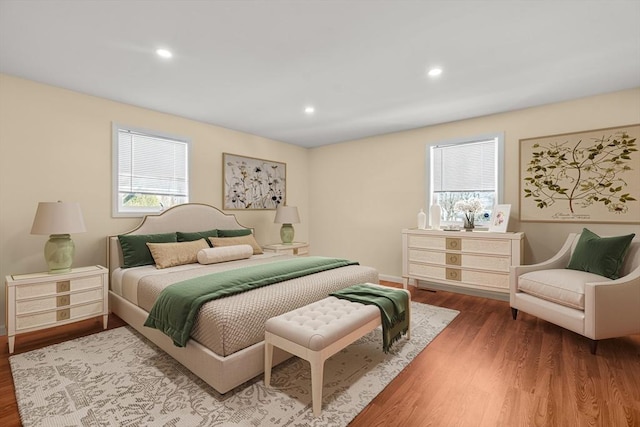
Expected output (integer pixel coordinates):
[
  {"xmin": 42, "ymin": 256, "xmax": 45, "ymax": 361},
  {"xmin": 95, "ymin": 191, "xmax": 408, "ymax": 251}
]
[
  {"xmin": 378, "ymin": 274, "xmax": 404, "ymax": 284},
  {"xmin": 415, "ymin": 280, "xmax": 509, "ymax": 301}
]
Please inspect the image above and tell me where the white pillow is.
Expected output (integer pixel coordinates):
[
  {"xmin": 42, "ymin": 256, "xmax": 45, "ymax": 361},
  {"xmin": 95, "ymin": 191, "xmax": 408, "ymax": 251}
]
[{"xmin": 197, "ymin": 244, "xmax": 253, "ymax": 265}]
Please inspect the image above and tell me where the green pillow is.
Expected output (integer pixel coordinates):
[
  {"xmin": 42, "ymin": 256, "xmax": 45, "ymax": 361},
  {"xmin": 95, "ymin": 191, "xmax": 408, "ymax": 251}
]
[
  {"xmin": 566, "ymin": 228, "xmax": 635, "ymax": 279},
  {"xmin": 217, "ymin": 228, "xmax": 252, "ymax": 237},
  {"xmin": 118, "ymin": 232, "xmax": 177, "ymax": 268},
  {"xmin": 177, "ymin": 229, "xmax": 219, "ymax": 247}
]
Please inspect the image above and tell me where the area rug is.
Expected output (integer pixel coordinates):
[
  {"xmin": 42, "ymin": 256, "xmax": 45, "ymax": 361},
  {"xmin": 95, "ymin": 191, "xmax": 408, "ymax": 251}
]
[{"xmin": 10, "ymin": 301, "xmax": 458, "ymax": 427}]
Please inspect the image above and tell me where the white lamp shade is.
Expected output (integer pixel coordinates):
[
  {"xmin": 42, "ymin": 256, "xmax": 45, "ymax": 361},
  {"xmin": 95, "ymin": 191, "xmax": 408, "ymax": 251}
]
[
  {"xmin": 31, "ymin": 201, "xmax": 87, "ymax": 235},
  {"xmin": 274, "ymin": 206, "xmax": 300, "ymax": 224}
]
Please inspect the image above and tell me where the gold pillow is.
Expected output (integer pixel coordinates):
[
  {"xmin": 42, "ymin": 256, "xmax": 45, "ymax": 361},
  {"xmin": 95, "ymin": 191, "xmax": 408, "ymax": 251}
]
[
  {"xmin": 209, "ymin": 234, "xmax": 263, "ymax": 255},
  {"xmin": 146, "ymin": 239, "xmax": 209, "ymax": 269}
]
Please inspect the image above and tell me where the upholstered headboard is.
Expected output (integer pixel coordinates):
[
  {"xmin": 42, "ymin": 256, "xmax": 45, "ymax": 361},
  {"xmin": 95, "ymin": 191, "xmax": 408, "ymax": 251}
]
[{"xmin": 107, "ymin": 203, "xmax": 251, "ymax": 273}]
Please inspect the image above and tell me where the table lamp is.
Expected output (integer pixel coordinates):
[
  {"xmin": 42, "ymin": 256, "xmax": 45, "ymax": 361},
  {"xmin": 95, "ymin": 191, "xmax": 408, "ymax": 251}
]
[
  {"xmin": 274, "ymin": 205, "xmax": 300, "ymax": 244},
  {"xmin": 31, "ymin": 201, "xmax": 87, "ymax": 273}
]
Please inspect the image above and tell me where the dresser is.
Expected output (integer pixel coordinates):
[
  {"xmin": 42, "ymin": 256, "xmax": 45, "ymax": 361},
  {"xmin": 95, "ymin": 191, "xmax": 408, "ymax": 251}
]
[
  {"xmin": 5, "ymin": 265, "xmax": 109, "ymax": 353},
  {"xmin": 402, "ymin": 229, "xmax": 524, "ymax": 299}
]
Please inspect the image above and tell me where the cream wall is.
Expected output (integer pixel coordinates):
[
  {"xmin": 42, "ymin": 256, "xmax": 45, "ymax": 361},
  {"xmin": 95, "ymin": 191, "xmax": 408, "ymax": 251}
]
[
  {"xmin": 309, "ymin": 88, "xmax": 640, "ymax": 282},
  {"xmin": 0, "ymin": 74, "xmax": 309, "ymax": 331}
]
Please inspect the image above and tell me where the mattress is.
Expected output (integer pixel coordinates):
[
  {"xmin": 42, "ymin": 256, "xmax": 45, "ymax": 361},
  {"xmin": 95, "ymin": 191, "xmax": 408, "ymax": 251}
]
[{"xmin": 111, "ymin": 254, "xmax": 379, "ymax": 356}]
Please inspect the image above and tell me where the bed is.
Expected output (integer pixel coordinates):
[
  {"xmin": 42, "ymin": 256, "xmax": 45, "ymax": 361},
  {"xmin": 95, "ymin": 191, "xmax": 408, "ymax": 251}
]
[{"xmin": 107, "ymin": 203, "xmax": 379, "ymax": 393}]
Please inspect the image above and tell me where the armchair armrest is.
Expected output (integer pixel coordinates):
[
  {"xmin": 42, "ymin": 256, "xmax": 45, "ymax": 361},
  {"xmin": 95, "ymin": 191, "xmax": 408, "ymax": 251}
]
[{"xmin": 584, "ymin": 267, "xmax": 640, "ymax": 339}]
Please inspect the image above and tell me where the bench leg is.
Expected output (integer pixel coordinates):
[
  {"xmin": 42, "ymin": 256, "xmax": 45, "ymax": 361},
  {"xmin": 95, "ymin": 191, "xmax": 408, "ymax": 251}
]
[
  {"xmin": 264, "ymin": 340, "xmax": 273, "ymax": 387},
  {"xmin": 309, "ymin": 352, "xmax": 325, "ymax": 417}
]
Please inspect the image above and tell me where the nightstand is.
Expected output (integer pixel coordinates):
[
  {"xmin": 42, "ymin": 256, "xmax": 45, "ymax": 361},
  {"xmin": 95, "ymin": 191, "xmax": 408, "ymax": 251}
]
[
  {"xmin": 5, "ymin": 265, "xmax": 109, "ymax": 353},
  {"xmin": 262, "ymin": 242, "xmax": 309, "ymax": 256}
]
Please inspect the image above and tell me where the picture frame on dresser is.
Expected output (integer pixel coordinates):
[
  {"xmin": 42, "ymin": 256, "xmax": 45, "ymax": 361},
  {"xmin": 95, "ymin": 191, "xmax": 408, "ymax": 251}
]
[{"xmin": 488, "ymin": 204, "xmax": 511, "ymax": 232}]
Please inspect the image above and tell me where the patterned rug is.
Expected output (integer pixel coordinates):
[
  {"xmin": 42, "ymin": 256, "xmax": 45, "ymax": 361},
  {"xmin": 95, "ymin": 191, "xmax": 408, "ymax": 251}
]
[{"xmin": 10, "ymin": 302, "xmax": 458, "ymax": 427}]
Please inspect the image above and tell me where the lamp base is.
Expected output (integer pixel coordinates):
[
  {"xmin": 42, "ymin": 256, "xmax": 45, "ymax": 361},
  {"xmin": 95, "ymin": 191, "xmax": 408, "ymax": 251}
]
[
  {"xmin": 280, "ymin": 224, "xmax": 295, "ymax": 244},
  {"xmin": 44, "ymin": 234, "xmax": 75, "ymax": 274}
]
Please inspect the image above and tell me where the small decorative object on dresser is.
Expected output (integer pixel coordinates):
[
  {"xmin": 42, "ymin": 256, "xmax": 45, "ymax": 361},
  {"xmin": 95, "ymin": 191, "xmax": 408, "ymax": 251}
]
[
  {"xmin": 454, "ymin": 198, "xmax": 484, "ymax": 231},
  {"xmin": 429, "ymin": 199, "xmax": 441, "ymax": 230},
  {"xmin": 5, "ymin": 265, "xmax": 109, "ymax": 353},
  {"xmin": 262, "ymin": 242, "xmax": 309, "ymax": 256},
  {"xmin": 488, "ymin": 204, "xmax": 511, "ymax": 232},
  {"xmin": 402, "ymin": 229, "xmax": 524, "ymax": 299},
  {"xmin": 417, "ymin": 209, "xmax": 427, "ymax": 229}
]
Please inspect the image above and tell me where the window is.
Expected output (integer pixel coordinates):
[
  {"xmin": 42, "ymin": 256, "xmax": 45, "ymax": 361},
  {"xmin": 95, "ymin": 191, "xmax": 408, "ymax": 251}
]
[
  {"xmin": 426, "ymin": 133, "xmax": 504, "ymax": 226},
  {"xmin": 112, "ymin": 124, "xmax": 190, "ymax": 217}
]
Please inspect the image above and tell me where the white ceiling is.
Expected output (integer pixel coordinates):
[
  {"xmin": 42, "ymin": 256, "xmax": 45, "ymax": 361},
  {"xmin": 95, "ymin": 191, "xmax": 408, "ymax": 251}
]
[{"xmin": 1, "ymin": 1, "xmax": 639, "ymax": 148}]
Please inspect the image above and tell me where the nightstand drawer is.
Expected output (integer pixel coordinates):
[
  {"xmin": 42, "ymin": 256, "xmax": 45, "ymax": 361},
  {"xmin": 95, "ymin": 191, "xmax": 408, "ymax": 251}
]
[
  {"xmin": 16, "ymin": 288, "xmax": 104, "ymax": 314},
  {"xmin": 15, "ymin": 301, "xmax": 104, "ymax": 330},
  {"xmin": 15, "ymin": 275, "xmax": 103, "ymax": 299}
]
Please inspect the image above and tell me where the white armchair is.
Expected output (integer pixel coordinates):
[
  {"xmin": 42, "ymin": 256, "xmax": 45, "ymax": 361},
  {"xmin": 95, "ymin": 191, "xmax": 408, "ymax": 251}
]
[{"xmin": 510, "ymin": 233, "xmax": 640, "ymax": 354}]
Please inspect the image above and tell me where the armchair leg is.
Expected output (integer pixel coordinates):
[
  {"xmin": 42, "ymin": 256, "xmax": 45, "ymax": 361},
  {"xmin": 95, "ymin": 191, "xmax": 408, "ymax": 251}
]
[
  {"xmin": 590, "ymin": 339, "xmax": 598, "ymax": 355},
  {"xmin": 511, "ymin": 307, "xmax": 518, "ymax": 320}
]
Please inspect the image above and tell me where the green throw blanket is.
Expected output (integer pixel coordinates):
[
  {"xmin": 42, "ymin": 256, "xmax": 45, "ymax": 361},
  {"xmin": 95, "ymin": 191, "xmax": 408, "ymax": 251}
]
[
  {"xmin": 330, "ymin": 284, "xmax": 409, "ymax": 353},
  {"xmin": 144, "ymin": 256, "xmax": 359, "ymax": 347}
]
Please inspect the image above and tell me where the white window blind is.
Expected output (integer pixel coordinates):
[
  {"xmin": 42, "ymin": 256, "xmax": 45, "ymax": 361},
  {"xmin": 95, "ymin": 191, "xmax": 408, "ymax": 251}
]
[
  {"xmin": 432, "ymin": 139, "xmax": 496, "ymax": 193},
  {"xmin": 117, "ymin": 130, "xmax": 188, "ymax": 197},
  {"xmin": 113, "ymin": 124, "xmax": 189, "ymax": 217}
]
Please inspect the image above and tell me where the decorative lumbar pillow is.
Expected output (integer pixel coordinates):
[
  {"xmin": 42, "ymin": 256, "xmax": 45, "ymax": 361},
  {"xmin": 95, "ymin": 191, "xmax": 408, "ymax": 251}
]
[
  {"xmin": 566, "ymin": 228, "xmax": 636, "ymax": 279},
  {"xmin": 209, "ymin": 234, "xmax": 264, "ymax": 255},
  {"xmin": 146, "ymin": 239, "xmax": 210, "ymax": 269},
  {"xmin": 217, "ymin": 228, "xmax": 252, "ymax": 237},
  {"xmin": 197, "ymin": 244, "xmax": 254, "ymax": 265},
  {"xmin": 177, "ymin": 229, "xmax": 219, "ymax": 247},
  {"xmin": 118, "ymin": 232, "xmax": 177, "ymax": 268}
]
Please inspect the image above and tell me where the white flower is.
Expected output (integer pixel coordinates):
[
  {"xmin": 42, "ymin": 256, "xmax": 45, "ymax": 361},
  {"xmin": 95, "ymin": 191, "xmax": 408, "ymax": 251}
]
[{"xmin": 454, "ymin": 198, "xmax": 484, "ymax": 214}]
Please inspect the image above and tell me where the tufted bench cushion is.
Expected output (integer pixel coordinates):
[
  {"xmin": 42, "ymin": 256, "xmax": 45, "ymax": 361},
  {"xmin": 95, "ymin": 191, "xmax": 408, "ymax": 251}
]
[{"xmin": 264, "ymin": 296, "xmax": 380, "ymax": 351}]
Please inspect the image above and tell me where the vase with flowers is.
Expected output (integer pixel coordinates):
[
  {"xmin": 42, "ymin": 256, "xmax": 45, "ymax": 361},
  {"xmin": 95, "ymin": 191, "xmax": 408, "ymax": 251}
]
[{"xmin": 454, "ymin": 198, "xmax": 484, "ymax": 231}]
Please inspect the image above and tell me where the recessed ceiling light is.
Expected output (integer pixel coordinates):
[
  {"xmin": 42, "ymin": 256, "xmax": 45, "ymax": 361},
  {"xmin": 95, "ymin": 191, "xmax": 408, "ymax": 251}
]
[
  {"xmin": 156, "ymin": 48, "xmax": 173, "ymax": 59},
  {"xmin": 304, "ymin": 106, "xmax": 315, "ymax": 114},
  {"xmin": 428, "ymin": 67, "xmax": 443, "ymax": 77}
]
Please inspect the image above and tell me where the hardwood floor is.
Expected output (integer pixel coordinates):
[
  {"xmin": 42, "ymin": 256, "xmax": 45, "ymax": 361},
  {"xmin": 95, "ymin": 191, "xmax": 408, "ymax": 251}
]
[{"xmin": 1, "ymin": 284, "xmax": 638, "ymax": 426}]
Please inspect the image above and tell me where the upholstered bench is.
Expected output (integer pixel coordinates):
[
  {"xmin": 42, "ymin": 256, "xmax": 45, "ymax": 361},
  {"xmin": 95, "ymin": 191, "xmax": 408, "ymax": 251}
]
[{"xmin": 264, "ymin": 284, "xmax": 411, "ymax": 416}]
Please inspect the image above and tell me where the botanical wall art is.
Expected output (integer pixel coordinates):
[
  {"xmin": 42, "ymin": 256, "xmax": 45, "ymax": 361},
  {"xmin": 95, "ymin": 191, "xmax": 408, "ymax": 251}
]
[
  {"xmin": 223, "ymin": 153, "xmax": 286, "ymax": 210},
  {"xmin": 520, "ymin": 124, "xmax": 639, "ymax": 223}
]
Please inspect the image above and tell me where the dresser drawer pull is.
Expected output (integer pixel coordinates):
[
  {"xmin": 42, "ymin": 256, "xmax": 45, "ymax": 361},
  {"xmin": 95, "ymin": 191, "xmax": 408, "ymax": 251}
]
[
  {"xmin": 446, "ymin": 253, "xmax": 461, "ymax": 265},
  {"xmin": 446, "ymin": 268, "xmax": 461, "ymax": 281},
  {"xmin": 56, "ymin": 295, "xmax": 70, "ymax": 307},
  {"xmin": 446, "ymin": 238, "xmax": 461, "ymax": 250}
]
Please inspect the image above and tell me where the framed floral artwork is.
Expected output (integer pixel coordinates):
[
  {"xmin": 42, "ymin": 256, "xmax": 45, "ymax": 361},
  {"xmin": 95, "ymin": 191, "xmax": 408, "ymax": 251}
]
[
  {"xmin": 488, "ymin": 204, "xmax": 511, "ymax": 232},
  {"xmin": 223, "ymin": 153, "xmax": 286, "ymax": 210},
  {"xmin": 520, "ymin": 124, "xmax": 639, "ymax": 223}
]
